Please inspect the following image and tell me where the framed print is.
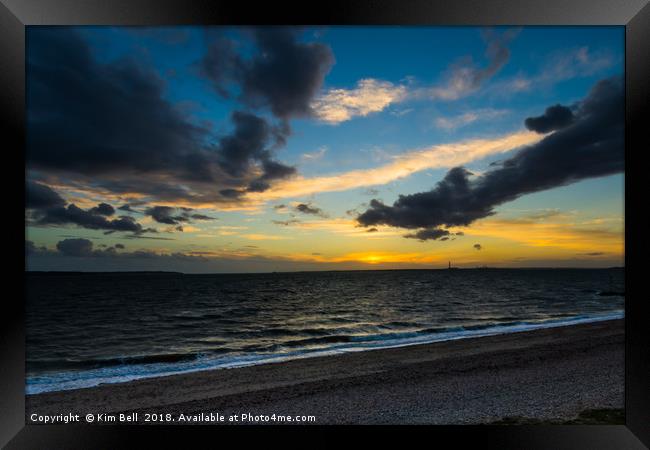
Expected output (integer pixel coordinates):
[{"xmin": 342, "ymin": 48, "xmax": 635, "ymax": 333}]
[{"xmin": 2, "ymin": 0, "xmax": 649, "ymax": 447}]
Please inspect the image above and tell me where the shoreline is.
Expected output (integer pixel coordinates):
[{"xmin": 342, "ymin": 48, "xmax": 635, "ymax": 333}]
[
  {"xmin": 26, "ymin": 318, "xmax": 624, "ymax": 424},
  {"xmin": 26, "ymin": 310, "xmax": 623, "ymax": 395}
]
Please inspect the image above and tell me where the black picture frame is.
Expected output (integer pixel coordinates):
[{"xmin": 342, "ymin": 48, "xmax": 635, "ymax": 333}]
[{"xmin": 2, "ymin": 0, "xmax": 648, "ymax": 447}]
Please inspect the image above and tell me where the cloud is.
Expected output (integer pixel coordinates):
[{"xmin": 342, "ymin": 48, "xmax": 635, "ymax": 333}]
[
  {"xmin": 117, "ymin": 201, "xmax": 146, "ymax": 213},
  {"xmin": 524, "ymin": 104, "xmax": 574, "ymax": 133},
  {"xmin": 26, "ymin": 240, "xmax": 48, "ymax": 254},
  {"xmin": 294, "ymin": 203, "xmax": 326, "ymax": 216},
  {"xmin": 34, "ymin": 204, "xmax": 152, "ymax": 234},
  {"xmin": 357, "ymin": 77, "xmax": 623, "ymax": 239},
  {"xmin": 190, "ymin": 214, "xmax": 215, "ymax": 221},
  {"xmin": 200, "ymin": 27, "xmax": 334, "ymax": 120},
  {"xmin": 144, "ymin": 206, "xmax": 188, "ymax": 225},
  {"xmin": 474, "ymin": 243, "xmax": 483, "ymax": 250},
  {"xmin": 241, "ymin": 28, "xmax": 334, "ymax": 119},
  {"xmin": 198, "ymin": 31, "xmax": 241, "ymax": 98},
  {"xmin": 249, "ymin": 130, "xmax": 541, "ymax": 202},
  {"xmin": 404, "ymin": 228, "xmax": 451, "ymax": 241},
  {"xmin": 494, "ymin": 46, "xmax": 616, "ymax": 96},
  {"xmin": 26, "ymin": 28, "xmax": 298, "ymax": 207},
  {"xmin": 28, "ymin": 237, "xmax": 311, "ymax": 273},
  {"xmin": 216, "ymin": 111, "xmax": 296, "ymax": 193},
  {"xmin": 423, "ymin": 28, "xmax": 519, "ymax": 101},
  {"xmin": 27, "ymin": 28, "xmax": 210, "ymax": 182},
  {"xmin": 26, "ymin": 181, "xmax": 66, "ymax": 209},
  {"xmin": 312, "ymin": 29, "xmax": 519, "ymax": 125},
  {"xmin": 434, "ymin": 108, "xmax": 509, "ymax": 131},
  {"xmin": 56, "ymin": 238, "xmax": 94, "ymax": 257},
  {"xmin": 145, "ymin": 205, "xmax": 216, "ymax": 225},
  {"xmin": 497, "ymin": 209, "xmax": 570, "ymax": 224},
  {"xmin": 391, "ymin": 108, "xmax": 413, "ymax": 117},
  {"xmin": 26, "ymin": 182, "xmax": 156, "ymax": 235},
  {"xmin": 272, "ymin": 219, "xmax": 301, "ymax": 226},
  {"xmin": 126, "ymin": 28, "xmax": 191, "ymax": 45},
  {"xmin": 403, "ymin": 229, "xmax": 465, "ymax": 241},
  {"xmin": 246, "ymin": 158, "xmax": 297, "ymax": 193},
  {"xmin": 49, "ymin": 238, "xmax": 156, "ymax": 258},
  {"xmin": 539, "ymin": 46, "xmax": 615, "ymax": 84},
  {"xmin": 88, "ymin": 203, "xmax": 115, "ymax": 216},
  {"xmin": 313, "ymin": 79, "xmax": 408, "ymax": 124},
  {"xmin": 55, "ymin": 238, "xmax": 132, "ymax": 256},
  {"xmin": 300, "ymin": 146, "xmax": 327, "ymax": 162}
]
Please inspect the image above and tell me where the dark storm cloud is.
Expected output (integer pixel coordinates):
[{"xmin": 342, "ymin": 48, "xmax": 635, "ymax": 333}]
[
  {"xmin": 56, "ymin": 238, "xmax": 94, "ymax": 257},
  {"xmin": 26, "ymin": 28, "xmax": 298, "ymax": 204},
  {"xmin": 358, "ymin": 77, "xmax": 623, "ymax": 239},
  {"xmin": 474, "ymin": 244, "xmax": 483, "ymax": 251},
  {"xmin": 198, "ymin": 33, "xmax": 241, "ymax": 98},
  {"xmin": 88, "ymin": 203, "xmax": 115, "ymax": 216},
  {"xmin": 215, "ymin": 111, "xmax": 296, "ymax": 192},
  {"xmin": 217, "ymin": 112, "xmax": 279, "ymax": 177},
  {"xmin": 524, "ymin": 104, "xmax": 575, "ymax": 133},
  {"xmin": 145, "ymin": 206, "xmax": 188, "ymax": 225},
  {"xmin": 27, "ymin": 28, "xmax": 211, "ymax": 181},
  {"xmin": 55, "ymin": 238, "xmax": 128, "ymax": 257},
  {"xmin": 118, "ymin": 204, "xmax": 135, "ymax": 212},
  {"xmin": 25, "ymin": 240, "xmax": 48, "ymax": 254},
  {"xmin": 36, "ymin": 204, "xmax": 149, "ymax": 234},
  {"xmin": 200, "ymin": 27, "xmax": 334, "ymax": 119},
  {"xmin": 30, "ymin": 239, "xmax": 288, "ymax": 273},
  {"xmin": 358, "ymin": 167, "xmax": 489, "ymax": 229},
  {"xmin": 126, "ymin": 28, "xmax": 191, "ymax": 45},
  {"xmin": 26, "ymin": 182, "xmax": 156, "ymax": 235},
  {"xmin": 219, "ymin": 189, "xmax": 244, "ymax": 199},
  {"xmin": 404, "ymin": 228, "xmax": 451, "ymax": 241},
  {"xmin": 26, "ymin": 181, "xmax": 66, "ymax": 209},
  {"xmin": 144, "ymin": 206, "xmax": 215, "ymax": 225},
  {"xmin": 295, "ymin": 203, "xmax": 326, "ymax": 216},
  {"xmin": 240, "ymin": 28, "xmax": 334, "ymax": 119},
  {"xmin": 191, "ymin": 214, "xmax": 215, "ymax": 221},
  {"xmin": 247, "ymin": 159, "xmax": 297, "ymax": 192},
  {"xmin": 48, "ymin": 238, "xmax": 227, "ymax": 261}
]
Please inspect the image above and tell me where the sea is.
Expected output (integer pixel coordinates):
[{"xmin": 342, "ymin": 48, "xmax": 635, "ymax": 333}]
[{"xmin": 25, "ymin": 268, "xmax": 625, "ymax": 394}]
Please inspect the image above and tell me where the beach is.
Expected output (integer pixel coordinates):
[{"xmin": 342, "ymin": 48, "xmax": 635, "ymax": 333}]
[{"xmin": 26, "ymin": 318, "xmax": 624, "ymax": 425}]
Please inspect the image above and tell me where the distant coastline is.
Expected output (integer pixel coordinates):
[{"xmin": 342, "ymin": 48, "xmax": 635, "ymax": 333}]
[{"xmin": 26, "ymin": 266, "xmax": 625, "ymax": 276}]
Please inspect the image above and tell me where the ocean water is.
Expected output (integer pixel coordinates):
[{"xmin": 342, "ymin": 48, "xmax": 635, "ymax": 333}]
[{"xmin": 26, "ymin": 268, "xmax": 625, "ymax": 394}]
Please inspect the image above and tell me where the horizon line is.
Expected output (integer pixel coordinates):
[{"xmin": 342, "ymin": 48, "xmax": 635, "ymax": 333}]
[{"xmin": 25, "ymin": 266, "xmax": 626, "ymax": 276}]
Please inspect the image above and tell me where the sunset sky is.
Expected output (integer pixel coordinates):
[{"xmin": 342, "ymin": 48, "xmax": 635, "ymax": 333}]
[{"xmin": 25, "ymin": 26, "xmax": 624, "ymax": 272}]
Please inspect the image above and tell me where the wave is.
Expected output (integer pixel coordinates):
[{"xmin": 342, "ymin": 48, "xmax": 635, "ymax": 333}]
[
  {"xmin": 26, "ymin": 310, "xmax": 623, "ymax": 395},
  {"xmin": 27, "ymin": 352, "xmax": 201, "ymax": 373}
]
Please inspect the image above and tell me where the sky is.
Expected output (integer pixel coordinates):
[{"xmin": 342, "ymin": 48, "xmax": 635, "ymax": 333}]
[{"xmin": 25, "ymin": 26, "xmax": 625, "ymax": 272}]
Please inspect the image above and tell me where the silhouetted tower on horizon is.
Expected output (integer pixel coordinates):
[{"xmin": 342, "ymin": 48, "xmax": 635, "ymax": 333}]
[{"xmin": 448, "ymin": 261, "xmax": 451, "ymax": 269}]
